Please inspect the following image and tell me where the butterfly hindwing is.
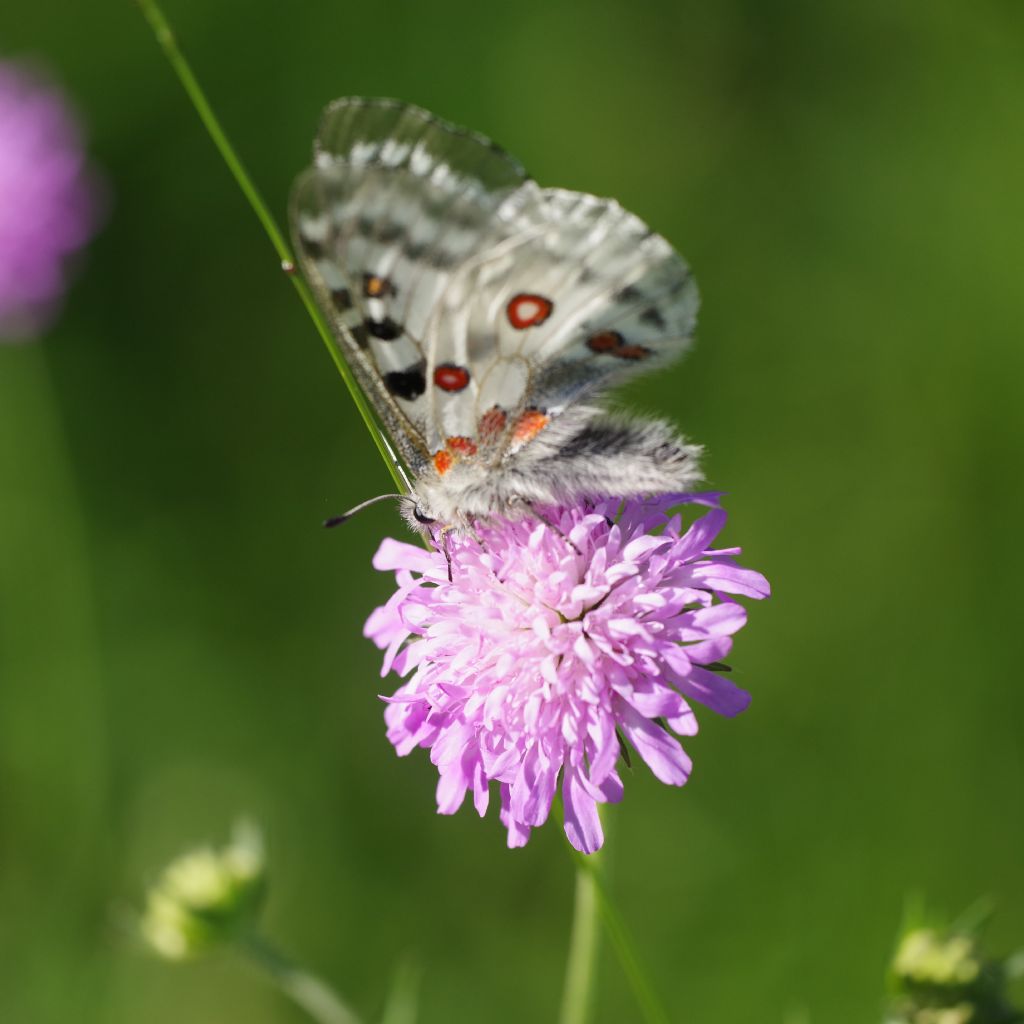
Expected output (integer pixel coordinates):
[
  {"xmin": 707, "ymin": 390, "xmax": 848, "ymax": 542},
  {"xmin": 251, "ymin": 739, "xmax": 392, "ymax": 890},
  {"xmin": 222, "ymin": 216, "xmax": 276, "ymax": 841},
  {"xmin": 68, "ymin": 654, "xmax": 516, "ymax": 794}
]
[{"xmin": 428, "ymin": 186, "xmax": 698, "ymax": 455}]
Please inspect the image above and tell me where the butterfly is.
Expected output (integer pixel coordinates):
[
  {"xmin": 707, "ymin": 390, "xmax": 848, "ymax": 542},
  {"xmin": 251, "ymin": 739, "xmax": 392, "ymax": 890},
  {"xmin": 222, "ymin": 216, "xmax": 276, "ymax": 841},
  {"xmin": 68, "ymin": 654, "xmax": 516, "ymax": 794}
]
[{"xmin": 290, "ymin": 98, "xmax": 702, "ymax": 534}]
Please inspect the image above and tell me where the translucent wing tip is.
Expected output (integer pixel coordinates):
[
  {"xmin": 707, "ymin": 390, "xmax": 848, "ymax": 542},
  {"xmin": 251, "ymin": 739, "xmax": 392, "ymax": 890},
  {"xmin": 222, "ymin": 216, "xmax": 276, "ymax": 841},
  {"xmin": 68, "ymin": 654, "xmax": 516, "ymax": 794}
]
[{"xmin": 309, "ymin": 96, "xmax": 529, "ymax": 193}]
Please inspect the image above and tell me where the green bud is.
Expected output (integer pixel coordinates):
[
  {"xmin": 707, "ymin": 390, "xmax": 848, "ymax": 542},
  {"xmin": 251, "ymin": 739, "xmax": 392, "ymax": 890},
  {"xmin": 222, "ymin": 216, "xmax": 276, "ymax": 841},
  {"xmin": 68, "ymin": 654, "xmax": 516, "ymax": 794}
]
[
  {"xmin": 140, "ymin": 821, "xmax": 266, "ymax": 960},
  {"xmin": 885, "ymin": 906, "xmax": 1024, "ymax": 1024},
  {"xmin": 894, "ymin": 930, "xmax": 982, "ymax": 989}
]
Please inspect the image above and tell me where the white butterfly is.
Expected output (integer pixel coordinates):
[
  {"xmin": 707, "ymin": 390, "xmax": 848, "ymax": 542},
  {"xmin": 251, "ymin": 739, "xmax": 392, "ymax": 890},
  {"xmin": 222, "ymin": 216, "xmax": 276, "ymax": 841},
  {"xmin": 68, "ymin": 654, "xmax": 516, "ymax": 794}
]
[{"xmin": 290, "ymin": 98, "xmax": 703, "ymax": 534}]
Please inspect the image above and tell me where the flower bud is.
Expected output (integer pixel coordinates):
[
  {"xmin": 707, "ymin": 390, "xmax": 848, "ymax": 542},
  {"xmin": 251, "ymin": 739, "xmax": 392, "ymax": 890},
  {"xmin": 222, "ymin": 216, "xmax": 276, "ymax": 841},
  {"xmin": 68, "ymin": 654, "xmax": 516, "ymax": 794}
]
[
  {"xmin": 141, "ymin": 822, "xmax": 265, "ymax": 960},
  {"xmin": 886, "ymin": 913, "xmax": 1023, "ymax": 1024},
  {"xmin": 894, "ymin": 929, "xmax": 982, "ymax": 989}
]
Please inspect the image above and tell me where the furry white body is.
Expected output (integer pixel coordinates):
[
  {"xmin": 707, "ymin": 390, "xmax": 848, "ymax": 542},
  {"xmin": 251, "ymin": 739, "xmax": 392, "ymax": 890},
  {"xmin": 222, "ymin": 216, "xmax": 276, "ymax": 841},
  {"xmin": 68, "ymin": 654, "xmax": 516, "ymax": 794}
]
[{"xmin": 402, "ymin": 407, "xmax": 702, "ymax": 531}]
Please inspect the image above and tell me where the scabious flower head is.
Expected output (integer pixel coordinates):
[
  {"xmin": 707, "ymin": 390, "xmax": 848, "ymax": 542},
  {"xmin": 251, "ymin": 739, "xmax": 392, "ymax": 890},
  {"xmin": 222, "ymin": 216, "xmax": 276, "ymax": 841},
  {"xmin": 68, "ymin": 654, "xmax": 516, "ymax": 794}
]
[
  {"xmin": 0, "ymin": 60, "xmax": 102, "ymax": 340},
  {"xmin": 366, "ymin": 495, "xmax": 770, "ymax": 853},
  {"xmin": 140, "ymin": 822, "xmax": 266, "ymax": 960}
]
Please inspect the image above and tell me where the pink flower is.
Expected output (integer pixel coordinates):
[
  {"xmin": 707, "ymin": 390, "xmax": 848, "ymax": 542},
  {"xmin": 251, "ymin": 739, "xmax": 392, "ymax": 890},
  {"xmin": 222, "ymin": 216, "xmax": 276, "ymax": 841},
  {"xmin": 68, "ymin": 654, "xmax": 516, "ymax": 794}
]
[
  {"xmin": 0, "ymin": 61, "xmax": 103, "ymax": 340},
  {"xmin": 365, "ymin": 495, "xmax": 770, "ymax": 853}
]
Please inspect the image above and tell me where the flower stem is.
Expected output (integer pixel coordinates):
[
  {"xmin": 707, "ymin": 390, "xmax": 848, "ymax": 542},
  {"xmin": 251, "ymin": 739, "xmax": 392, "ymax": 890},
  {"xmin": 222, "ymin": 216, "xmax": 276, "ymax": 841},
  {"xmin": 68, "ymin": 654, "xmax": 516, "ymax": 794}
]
[
  {"xmin": 238, "ymin": 933, "xmax": 365, "ymax": 1024},
  {"xmin": 570, "ymin": 850, "xmax": 671, "ymax": 1024},
  {"xmin": 133, "ymin": 0, "xmax": 406, "ymax": 492},
  {"xmin": 559, "ymin": 853, "xmax": 602, "ymax": 1024}
]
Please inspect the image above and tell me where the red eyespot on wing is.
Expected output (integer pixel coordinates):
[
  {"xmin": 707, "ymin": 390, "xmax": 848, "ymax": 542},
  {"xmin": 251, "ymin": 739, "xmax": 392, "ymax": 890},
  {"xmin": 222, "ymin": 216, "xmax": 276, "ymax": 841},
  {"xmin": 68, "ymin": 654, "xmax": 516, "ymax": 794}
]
[
  {"xmin": 587, "ymin": 330, "xmax": 623, "ymax": 353},
  {"xmin": 433, "ymin": 450, "xmax": 454, "ymax": 475},
  {"xmin": 446, "ymin": 436, "xmax": 478, "ymax": 457},
  {"xmin": 512, "ymin": 408, "xmax": 549, "ymax": 443},
  {"xmin": 507, "ymin": 293, "xmax": 553, "ymax": 329},
  {"xmin": 585, "ymin": 330, "xmax": 650, "ymax": 360},
  {"xmin": 615, "ymin": 344, "xmax": 651, "ymax": 360},
  {"xmin": 434, "ymin": 364, "xmax": 471, "ymax": 392}
]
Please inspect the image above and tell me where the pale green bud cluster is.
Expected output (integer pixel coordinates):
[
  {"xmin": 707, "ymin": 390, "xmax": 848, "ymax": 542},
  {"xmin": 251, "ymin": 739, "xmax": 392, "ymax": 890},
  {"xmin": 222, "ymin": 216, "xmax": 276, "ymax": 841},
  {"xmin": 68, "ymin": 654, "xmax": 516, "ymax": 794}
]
[
  {"xmin": 885, "ymin": 921, "xmax": 1022, "ymax": 1024},
  {"xmin": 141, "ymin": 822, "xmax": 266, "ymax": 960},
  {"xmin": 894, "ymin": 930, "xmax": 983, "ymax": 989}
]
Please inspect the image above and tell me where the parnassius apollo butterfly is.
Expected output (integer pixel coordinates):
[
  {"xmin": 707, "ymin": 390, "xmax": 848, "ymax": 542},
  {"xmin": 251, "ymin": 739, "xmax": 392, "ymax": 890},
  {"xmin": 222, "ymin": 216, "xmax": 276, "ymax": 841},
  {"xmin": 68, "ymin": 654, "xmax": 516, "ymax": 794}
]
[{"xmin": 291, "ymin": 98, "xmax": 703, "ymax": 534}]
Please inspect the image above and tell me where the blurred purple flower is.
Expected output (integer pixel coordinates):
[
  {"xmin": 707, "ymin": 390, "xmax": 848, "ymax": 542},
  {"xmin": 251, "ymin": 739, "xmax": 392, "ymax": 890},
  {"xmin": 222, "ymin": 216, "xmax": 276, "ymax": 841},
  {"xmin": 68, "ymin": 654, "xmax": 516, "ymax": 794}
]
[
  {"xmin": 0, "ymin": 61, "xmax": 102, "ymax": 340},
  {"xmin": 365, "ymin": 495, "xmax": 770, "ymax": 853}
]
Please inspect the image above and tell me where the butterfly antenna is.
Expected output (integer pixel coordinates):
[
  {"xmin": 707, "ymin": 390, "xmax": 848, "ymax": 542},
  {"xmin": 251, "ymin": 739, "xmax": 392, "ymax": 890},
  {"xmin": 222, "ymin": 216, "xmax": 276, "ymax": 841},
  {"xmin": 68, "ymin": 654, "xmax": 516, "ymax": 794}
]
[{"xmin": 323, "ymin": 493, "xmax": 404, "ymax": 528}]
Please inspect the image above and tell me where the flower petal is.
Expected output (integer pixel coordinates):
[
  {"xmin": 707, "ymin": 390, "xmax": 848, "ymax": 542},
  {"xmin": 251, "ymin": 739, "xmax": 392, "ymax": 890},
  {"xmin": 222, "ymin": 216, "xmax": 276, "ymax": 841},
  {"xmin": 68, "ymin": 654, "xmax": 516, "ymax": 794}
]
[
  {"xmin": 562, "ymin": 768, "xmax": 604, "ymax": 854},
  {"xmin": 372, "ymin": 538, "xmax": 439, "ymax": 575},
  {"xmin": 616, "ymin": 701, "xmax": 692, "ymax": 786},
  {"xmin": 676, "ymin": 665, "xmax": 752, "ymax": 717}
]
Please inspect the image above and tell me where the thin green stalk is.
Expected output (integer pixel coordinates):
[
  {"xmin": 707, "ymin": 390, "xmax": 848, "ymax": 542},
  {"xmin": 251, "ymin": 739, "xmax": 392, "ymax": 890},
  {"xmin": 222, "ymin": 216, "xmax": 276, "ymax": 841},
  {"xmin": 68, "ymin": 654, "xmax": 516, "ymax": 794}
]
[
  {"xmin": 572, "ymin": 850, "xmax": 671, "ymax": 1024},
  {"xmin": 380, "ymin": 955, "xmax": 422, "ymax": 1024},
  {"xmin": 559, "ymin": 853, "xmax": 602, "ymax": 1024},
  {"xmin": 134, "ymin": 0, "xmax": 405, "ymax": 492},
  {"xmin": 239, "ymin": 933, "xmax": 365, "ymax": 1024}
]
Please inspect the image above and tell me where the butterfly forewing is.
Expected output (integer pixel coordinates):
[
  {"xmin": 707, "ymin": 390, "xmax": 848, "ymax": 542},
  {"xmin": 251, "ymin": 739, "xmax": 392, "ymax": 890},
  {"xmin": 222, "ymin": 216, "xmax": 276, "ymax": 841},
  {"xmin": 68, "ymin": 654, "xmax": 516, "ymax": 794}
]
[
  {"xmin": 291, "ymin": 98, "xmax": 699, "ymax": 478},
  {"xmin": 290, "ymin": 99, "xmax": 529, "ymax": 473}
]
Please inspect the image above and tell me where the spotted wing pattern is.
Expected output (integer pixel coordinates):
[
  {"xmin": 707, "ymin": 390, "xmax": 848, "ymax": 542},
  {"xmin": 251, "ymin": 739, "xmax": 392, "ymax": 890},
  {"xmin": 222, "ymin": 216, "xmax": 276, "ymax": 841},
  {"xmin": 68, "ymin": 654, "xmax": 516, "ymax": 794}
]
[
  {"xmin": 427, "ymin": 187, "xmax": 698, "ymax": 460},
  {"xmin": 291, "ymin": 98, "xmax": 529, "ymax": 473},
  {"xmin": 290, "ymin": 98, "xmax": 698, "ymax": 476}
]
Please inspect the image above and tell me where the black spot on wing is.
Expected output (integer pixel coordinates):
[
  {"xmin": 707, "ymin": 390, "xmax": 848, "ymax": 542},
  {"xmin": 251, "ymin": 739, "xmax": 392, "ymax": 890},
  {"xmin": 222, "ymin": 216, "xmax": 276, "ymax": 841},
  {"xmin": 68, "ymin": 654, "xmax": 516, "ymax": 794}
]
[
  {"xmin": 640, "ymin": 306, "xmax": 667, "ymax": 329},
  {"xmin": 402, "ymin": 239, "xmax": 459, "ymax": 269},
  {"xmin": 300, "ymin": 235, "xmax": 325, "ymax": 259},
  {"xmin": 330, "ymin": 287, "xmax": 352, "ymax": 311},
  {"xmin": 384, "ymin": 364, "xmax": 427, "ymax": 401},
  {"xmin": 366, "ymin": 317, "xmax": 404, "ymax": 340},
  {"xmin": 403, "ymin": 241, "xmax": 427, "ymax": 261},
  {"xmin": 376, "ymin": 221, "xmax": 404, "ymax": 245}
]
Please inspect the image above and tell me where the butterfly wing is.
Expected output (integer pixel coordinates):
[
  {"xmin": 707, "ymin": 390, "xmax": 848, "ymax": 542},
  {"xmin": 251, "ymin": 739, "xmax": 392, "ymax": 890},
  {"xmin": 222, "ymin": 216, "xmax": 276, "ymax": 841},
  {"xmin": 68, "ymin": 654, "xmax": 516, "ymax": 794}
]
[
  {"xmin": 290, "ymin": 98, "xmax": 529, "ymax": 474},
  {"xmin": 425, "ymin": 186, "xmax": 698, "ymax": 460},
  {"xmin": 291, "ymin": 98, "xmax": 698, "ymax": 476}
]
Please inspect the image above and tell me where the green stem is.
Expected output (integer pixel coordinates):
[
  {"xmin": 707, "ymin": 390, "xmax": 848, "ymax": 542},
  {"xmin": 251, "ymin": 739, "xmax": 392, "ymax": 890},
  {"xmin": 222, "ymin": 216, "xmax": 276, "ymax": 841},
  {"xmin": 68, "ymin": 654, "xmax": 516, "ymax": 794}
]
[
  {"xmin": 571, "ymin": 850, "xmax": 671, "ymax": 1024},
  {"xmin": 238, "ymin": 933, "xmax": 365, "ymax": 1024},
  {"xmin": 559, "ymin": 853, "xmax": 602, "ymax": 1024},
  {"xmin": 134, "ymin": 0, "xmax": 405, "ymax": 492}
]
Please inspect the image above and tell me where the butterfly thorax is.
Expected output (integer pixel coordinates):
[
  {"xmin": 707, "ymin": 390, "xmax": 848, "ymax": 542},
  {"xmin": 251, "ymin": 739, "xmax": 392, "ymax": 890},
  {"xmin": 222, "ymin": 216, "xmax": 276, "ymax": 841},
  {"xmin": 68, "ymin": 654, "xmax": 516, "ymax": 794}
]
[
  {"xmin": 400, "ymin": 406, "xmax": 705, "ymax": 535},
  {"xmin": 401, "ymin": 461, "xmax": 531, "ymax": 534}
]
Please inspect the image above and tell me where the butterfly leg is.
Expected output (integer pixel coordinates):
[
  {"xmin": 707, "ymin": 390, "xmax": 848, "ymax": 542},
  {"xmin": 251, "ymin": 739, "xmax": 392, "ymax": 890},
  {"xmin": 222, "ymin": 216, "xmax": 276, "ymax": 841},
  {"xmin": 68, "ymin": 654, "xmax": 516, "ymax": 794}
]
[
  {"xmin": 526, "ymin": 502, "xmax": 583, "ymax": 557},
  {"xmin": 435, "ymin": 526, "xmax": 454, "ymax": 583}
]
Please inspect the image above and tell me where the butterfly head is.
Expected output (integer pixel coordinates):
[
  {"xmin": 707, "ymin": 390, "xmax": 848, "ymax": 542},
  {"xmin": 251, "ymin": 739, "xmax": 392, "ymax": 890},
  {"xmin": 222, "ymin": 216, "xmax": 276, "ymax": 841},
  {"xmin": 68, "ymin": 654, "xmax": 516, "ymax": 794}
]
[{"xmin": 398, "ymin": 494, "xmax": 440, "ymax": 535}]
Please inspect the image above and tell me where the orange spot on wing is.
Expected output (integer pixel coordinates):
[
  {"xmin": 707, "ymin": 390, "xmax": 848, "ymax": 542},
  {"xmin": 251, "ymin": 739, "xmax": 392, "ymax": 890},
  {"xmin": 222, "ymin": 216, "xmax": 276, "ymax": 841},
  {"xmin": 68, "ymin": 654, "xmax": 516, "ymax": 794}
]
[
  {"xmin": 433, "ymin": 450, "xmax": 454, "ymax": 475},
  {"xmin": 446, "ymin": 435, "xmax": 478, "ymax": 457},
  {"xmin": 478, "ymin": 407, "xmax": 507, "ymax": 441},
  {"xmin": 512, "ymin": 409, "xmax": 549, "ymax": 443},
  {"xmin": 363, "ymin": 273, "xmax": 393, "ymax": 298}
]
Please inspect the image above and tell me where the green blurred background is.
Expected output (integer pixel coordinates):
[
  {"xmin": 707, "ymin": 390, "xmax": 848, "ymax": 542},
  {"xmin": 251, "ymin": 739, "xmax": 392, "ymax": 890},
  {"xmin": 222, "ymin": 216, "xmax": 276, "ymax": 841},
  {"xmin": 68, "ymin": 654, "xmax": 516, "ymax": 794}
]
[{"xmin": 2, "ymin": 1, "xmax": 1022, "ymax": 1021}]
